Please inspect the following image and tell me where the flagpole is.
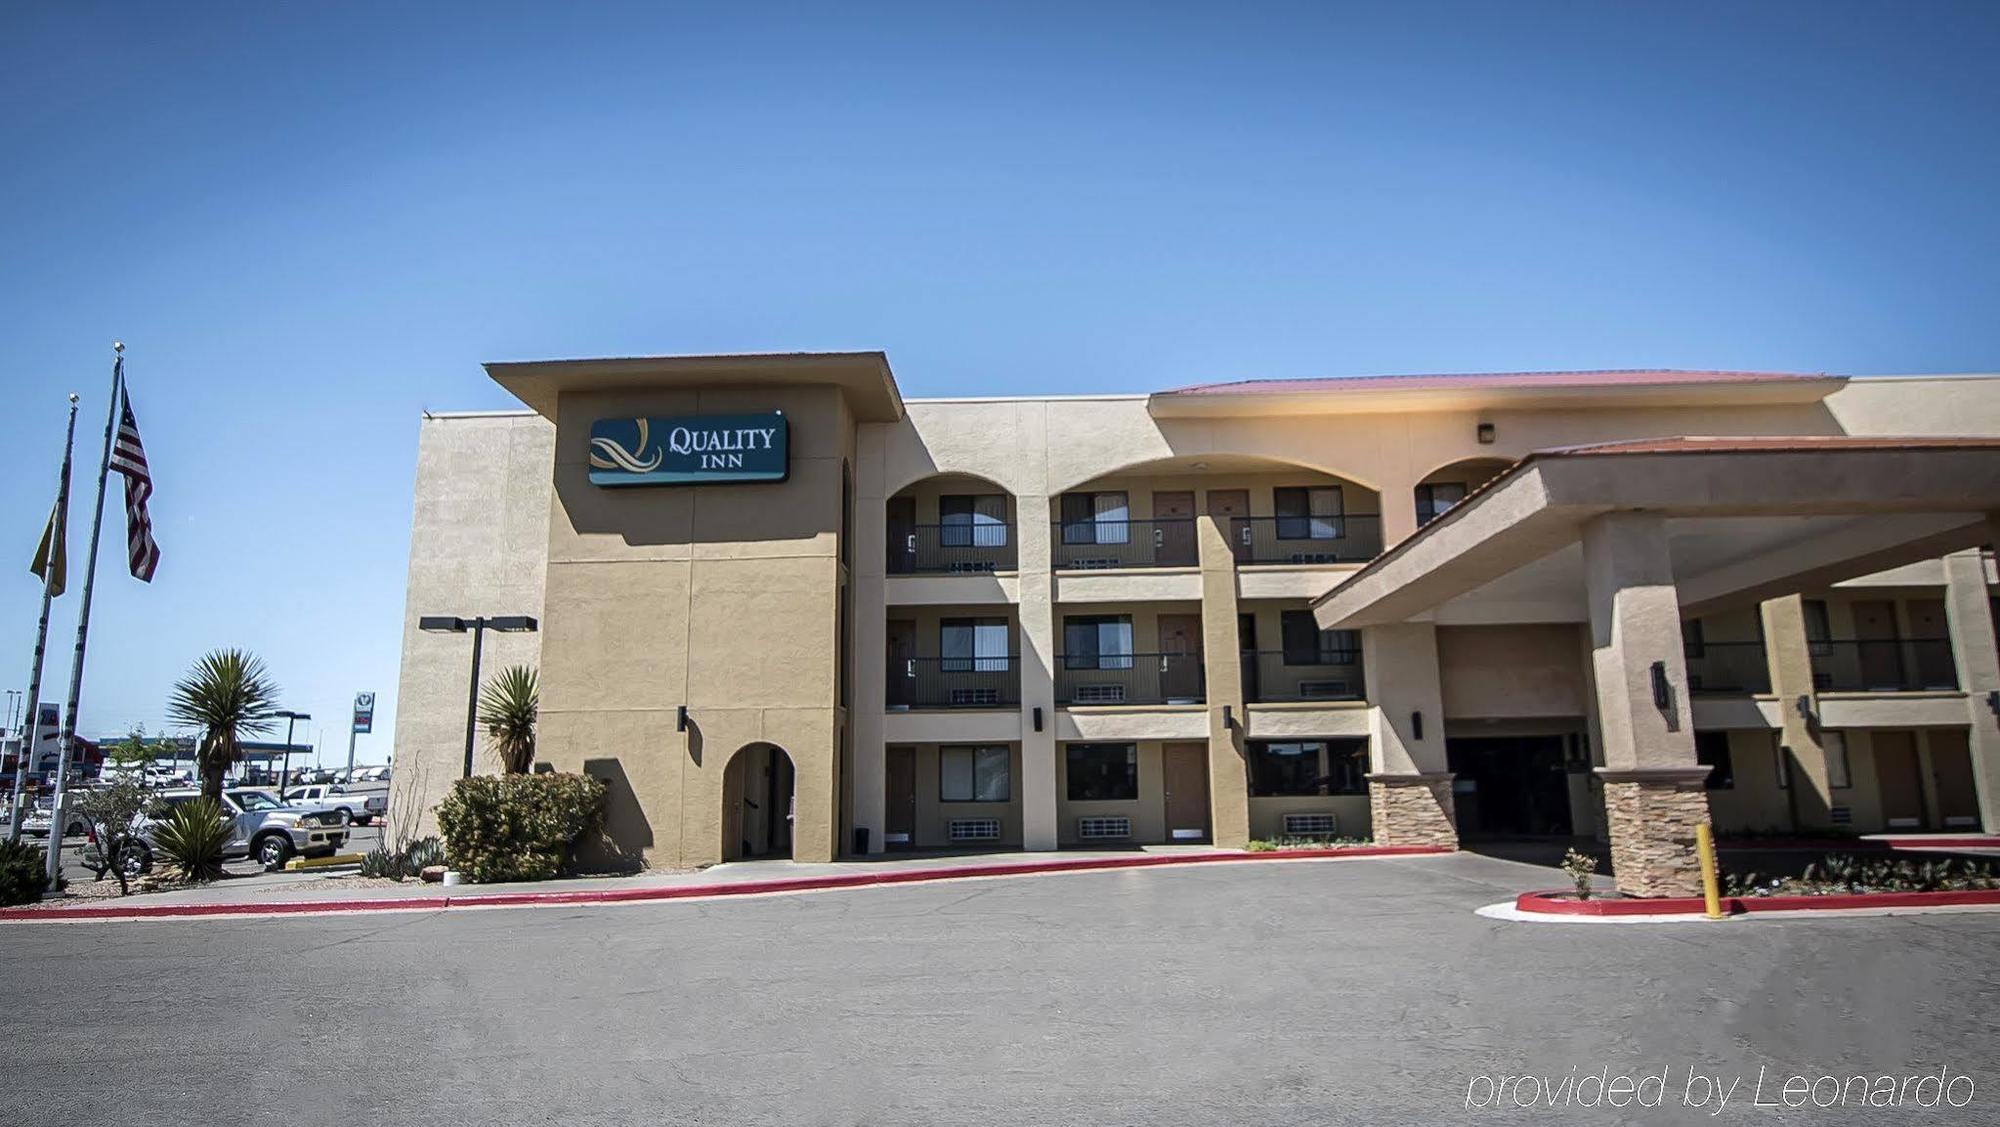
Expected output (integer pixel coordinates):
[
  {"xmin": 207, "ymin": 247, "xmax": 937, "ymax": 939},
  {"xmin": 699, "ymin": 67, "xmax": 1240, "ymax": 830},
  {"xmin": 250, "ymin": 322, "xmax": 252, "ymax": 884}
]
[
  {"xmin": 44, "ymin": 345, "xmax": 124, "ymax": 885},
  {"xmin": 7, "ymin": 396, "xmax": 79, "ymax": 844}
]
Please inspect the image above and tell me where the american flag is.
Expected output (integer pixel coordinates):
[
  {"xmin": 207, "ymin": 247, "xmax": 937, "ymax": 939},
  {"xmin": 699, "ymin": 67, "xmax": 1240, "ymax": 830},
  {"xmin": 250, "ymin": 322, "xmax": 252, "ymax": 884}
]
[{"xmin": 108, "ymin": 388, "xmax": 159, "ymax": 582}]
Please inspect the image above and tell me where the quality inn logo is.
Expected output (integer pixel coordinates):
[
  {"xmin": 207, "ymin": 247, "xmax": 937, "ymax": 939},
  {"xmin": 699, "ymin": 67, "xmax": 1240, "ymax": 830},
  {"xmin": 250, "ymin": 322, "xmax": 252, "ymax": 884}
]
[{"xmin": 587, "ymin": 411, "xmax": 789, "ymax": 486}]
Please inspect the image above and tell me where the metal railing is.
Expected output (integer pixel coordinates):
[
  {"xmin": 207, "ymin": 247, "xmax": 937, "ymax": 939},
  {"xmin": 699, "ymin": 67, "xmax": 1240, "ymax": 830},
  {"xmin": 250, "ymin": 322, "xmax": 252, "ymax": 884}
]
[
  {"xmin": 1242, "ymin": 651, "xmax": 1366, "ymax": 703},
  {"xmin": 1055, "ymin": 653, "xmax": 1205, "ymax": 705},
  {"xmin": 1228, "ymin": 515, "xmax": 1384, "ymax": 565},
  {"xmin": 886, "ymin": 657, "xmax": 1021, "ymax": 709},
  {"xmin": 1809, "ymin": 639, "xmax": 1959, "ymax": 692},
  {"xmin": 1684, "ymin": 642, "xmax": 1772, "ymax": 694},
  {"xmin": 1051, "ymin": 519, "xmax": 1198, "ymax": 569},
  {"xmin": 887, "ymin": 523, "xmax": 1018, "ymax": 574}
]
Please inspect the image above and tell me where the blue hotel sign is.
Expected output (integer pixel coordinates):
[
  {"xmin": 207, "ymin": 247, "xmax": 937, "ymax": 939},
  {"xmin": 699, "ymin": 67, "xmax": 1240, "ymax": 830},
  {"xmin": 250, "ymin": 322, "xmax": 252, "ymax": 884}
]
[{"xmin": 587, "ymin": 412, "xmax": 788, "ymax": 486}]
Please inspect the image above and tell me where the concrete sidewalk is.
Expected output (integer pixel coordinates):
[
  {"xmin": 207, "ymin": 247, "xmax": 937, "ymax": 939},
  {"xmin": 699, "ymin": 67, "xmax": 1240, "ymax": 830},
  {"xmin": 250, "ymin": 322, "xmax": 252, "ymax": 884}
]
[{"xmin": 8, "ymin": 844, "xmax": 1449, "ymax": 920}]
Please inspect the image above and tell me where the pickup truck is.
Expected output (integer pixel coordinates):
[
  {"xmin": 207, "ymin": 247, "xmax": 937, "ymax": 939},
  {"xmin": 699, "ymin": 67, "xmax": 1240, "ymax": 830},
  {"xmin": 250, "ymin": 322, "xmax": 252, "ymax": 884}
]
[
  {"xmin": 120, "ymin": 788, "xmax": 350, "ymax": 873},
  {"xmin": 282, "ymin": 784, "xmax": 387, "ymax": 827}
]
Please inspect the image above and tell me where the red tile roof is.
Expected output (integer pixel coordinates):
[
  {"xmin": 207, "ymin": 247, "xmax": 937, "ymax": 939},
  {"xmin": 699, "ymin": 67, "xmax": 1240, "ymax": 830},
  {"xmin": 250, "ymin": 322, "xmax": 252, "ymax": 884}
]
[{"xmin": 1158, "ymin": 369, "xmax": 1830, "ymax": 396}]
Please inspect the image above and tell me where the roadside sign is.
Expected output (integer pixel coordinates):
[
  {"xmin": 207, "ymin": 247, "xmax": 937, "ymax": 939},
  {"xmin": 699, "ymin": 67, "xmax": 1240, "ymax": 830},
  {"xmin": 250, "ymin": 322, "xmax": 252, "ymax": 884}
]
[{"xmin": 352, "ymin": 692, "xmax": 375, "ymax": 734}]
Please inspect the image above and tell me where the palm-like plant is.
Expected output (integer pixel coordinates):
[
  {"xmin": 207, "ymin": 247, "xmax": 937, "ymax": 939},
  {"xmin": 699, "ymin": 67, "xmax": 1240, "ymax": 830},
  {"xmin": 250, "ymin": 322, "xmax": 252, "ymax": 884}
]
[
  {"xmin": 166, "ymin": 649, "xmax": 280, "ymax": 801},
  {"xmin": 477, "ymin": 665, "xmax": 539, "ymax": 774}
]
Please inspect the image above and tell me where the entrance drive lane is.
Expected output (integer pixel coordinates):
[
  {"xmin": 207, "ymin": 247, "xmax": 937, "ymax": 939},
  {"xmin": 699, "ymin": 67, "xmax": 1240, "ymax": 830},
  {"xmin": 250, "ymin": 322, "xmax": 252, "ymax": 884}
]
[{"xmin": 1, "ymin": 852, "xmax": 1995, "ymax": 1126}]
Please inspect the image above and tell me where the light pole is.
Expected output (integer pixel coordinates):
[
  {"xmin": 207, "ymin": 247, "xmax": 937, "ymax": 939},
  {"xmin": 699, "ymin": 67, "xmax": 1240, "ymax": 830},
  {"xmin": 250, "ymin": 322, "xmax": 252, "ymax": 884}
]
[
  {"xmin": 419, "ymin": 615, "xmax": 538, "ymax": 777},
  {"xmin": 273, "ymin": 710, "xmax": 310, "ymax": 794}
]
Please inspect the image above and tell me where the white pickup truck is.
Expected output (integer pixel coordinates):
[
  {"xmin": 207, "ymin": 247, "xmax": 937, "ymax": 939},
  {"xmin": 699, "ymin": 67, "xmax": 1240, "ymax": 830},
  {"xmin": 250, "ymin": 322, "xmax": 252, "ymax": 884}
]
[
  {"xmin": 123, "ymin": 788, "xmax": 350, "ymax": 872},
  {"xmin": 283, "ymin": 784, "xmax": 387, "ymax": 827}
]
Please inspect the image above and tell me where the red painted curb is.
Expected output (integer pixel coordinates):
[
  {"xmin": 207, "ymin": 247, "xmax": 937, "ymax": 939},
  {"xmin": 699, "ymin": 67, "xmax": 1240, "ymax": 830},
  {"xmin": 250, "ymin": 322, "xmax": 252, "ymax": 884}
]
[
  {"xmin": 0, "ymin": 845, "xmax": 1452, "ymax": 923},
  {"xmin": 1717, "ymin": 836, "xmax": 2000, "ymax": 852},
  {"xmin": 1515, "ymin": 887, "xmax": 2000, "ymax": 917}
]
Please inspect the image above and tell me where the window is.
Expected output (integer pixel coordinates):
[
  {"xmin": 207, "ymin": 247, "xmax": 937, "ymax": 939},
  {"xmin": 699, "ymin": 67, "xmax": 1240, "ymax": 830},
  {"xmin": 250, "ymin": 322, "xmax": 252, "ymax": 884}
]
[
  {"xmin": 1066, "ymin": 743, "xmax": 1138, "ymax": 800},
  {"xmin": 1802, "ymin": 599, "xmax": 1831, "ymax": 643},
  {"xmin": 1681, "ymin": 619, "xmax": 1706, "ymax": 660},
  {"xmin": 940, "ymin": 745, "xmax": 1010, "ymax": 802},
  {"xmin": 1280, "ymin": 611, "xmax": 1359, "ymax": 666},
  {"xmin": 940, "ymin": 618, "xmax": 1009, "ymax": 673},
  {"xmin": 1824, "ymin": 732, "xmax": 1851, "ymax": 789},
  {"xmin": 1275, "ymin": 486, "xmax": 1344, "ymax": 540},
  {"xmin": 1249, "ymin": 740, "xmax": 1368, "ymax": 796},
  {"xmin": 1415, "ymin": 482, "xmax": 1468, "ymax": 527},
  {"xmin": 939, "ymin": 494, "xmax": 1008, "ymax": 548},
  {"xmin": 1063, "ymin": 615, "xmax": 1134, "ymax": 670},
  {"xmin": 1694, "ymin": 731, "xmax": 1733, "ymax": 790},
  {"xmin": 1060, "ymin": 492, "xmax": 1130, "ymax": 545}
]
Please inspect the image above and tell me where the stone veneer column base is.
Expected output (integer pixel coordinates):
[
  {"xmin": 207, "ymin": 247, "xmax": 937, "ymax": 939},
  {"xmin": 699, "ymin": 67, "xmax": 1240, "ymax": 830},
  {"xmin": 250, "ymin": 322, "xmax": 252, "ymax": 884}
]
[
  {"xmin": 1366, "ymin": 773, "xmax": 1459, "ymax": 849},
  {"xmin": 1596, "ymin": 768, "xmax": 1714, "ymax": 898}
]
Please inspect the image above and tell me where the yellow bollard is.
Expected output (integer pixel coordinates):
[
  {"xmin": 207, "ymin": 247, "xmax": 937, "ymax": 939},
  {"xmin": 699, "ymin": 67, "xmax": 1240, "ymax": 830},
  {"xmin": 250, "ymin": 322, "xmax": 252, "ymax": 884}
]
[{"xmin": 1695, "ymin": 822, "xmax": 1724, "ymax": 919}]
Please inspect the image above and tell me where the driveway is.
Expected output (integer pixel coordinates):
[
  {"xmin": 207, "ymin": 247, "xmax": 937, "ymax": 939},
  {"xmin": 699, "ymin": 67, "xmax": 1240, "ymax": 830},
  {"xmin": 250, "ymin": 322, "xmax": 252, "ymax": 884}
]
[{"xmin": 1, "ymin": 850, "xmax": 1994, "ymax": 1125}]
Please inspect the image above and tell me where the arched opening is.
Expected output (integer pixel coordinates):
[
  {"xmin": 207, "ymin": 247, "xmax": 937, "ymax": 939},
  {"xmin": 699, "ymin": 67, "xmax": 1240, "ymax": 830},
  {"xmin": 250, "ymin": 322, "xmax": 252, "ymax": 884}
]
[
  {"xmin": 1050, "ymin": 454, "xmax": 1384, "ymax": 569},
  {"xmin": 886, "ymin": 472, "xmax": 1018, "ymax": 574},
  {"xmin": 722, "ymin": 742, "xmax": 796, "ymax": 861},
  {"xmin": 1414, "ymin": 458, "xmax": 1512, "ymax": 529}
]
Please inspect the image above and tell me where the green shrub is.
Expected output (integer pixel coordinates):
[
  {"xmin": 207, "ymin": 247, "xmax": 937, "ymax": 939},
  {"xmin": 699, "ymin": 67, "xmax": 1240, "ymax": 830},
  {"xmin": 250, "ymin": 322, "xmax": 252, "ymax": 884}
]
[
  {"xmin": 1561, "ymin": 847, "xmax": 1599, "ymax": 900},
  {"xmin": 403, "ymin": 836, "xmax": 446, "ymax": 874},
  {"xmin": 0, "ymin": 839, "xmax": 51, "ymax": 906},
  {"xmin": 153, "ymin": 798, "xmax": 230, "ymax": 883},
  {"xmin": 436, "ymin": 773, "xmax": 605, "ymax": 883},
  {"xmin": 359, "ymin": 846, "xmax": 405, "ymax": 880}
]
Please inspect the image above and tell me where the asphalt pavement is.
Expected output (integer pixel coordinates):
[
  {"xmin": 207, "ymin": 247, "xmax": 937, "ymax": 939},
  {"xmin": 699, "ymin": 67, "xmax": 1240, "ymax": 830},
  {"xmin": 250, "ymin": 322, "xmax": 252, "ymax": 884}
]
[{"xmin": 1, "ymin": 850, "xmax": 1995, "ymax": 1125}]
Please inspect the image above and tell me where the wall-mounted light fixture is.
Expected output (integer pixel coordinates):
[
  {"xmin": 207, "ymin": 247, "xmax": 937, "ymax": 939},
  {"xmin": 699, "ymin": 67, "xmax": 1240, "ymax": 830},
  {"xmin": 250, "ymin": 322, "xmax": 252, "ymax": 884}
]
[
  {"xmin": 1794, "ymin": 694, "xmax": 1812, "ymax": 722},
  {"xmin": 1032, "ymin": 706, "xmax": 1044, "ymax": 733},
  {"xmin": 1476, "ymin": 422, "xmax": 1496, "ymax": 445},
  {"xmin": 1410, "ymin": 711, "xmax": 1423, "ymax": 741},
  {"xmin": 676, "ymin": 705, "xmax": 689, "ymax": 732},
  {"xmin": 1650, "ymin": 660, "xmax": 1679, "ymax": 731},
  {"xmin": 1221, "ymin": 705, "xmax": 1234, "ymax": 730},
  {"xmin": 1987, "ymin": 690, "xmax": 1999, "ymax": 719}
]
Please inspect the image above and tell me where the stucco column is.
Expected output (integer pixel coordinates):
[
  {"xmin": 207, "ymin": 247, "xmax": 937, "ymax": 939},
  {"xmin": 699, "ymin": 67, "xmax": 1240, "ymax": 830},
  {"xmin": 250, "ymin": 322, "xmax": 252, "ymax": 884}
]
[
  {"xmin": 1943, "ymin": 542, "xmax": 2000, "ymax": 831},
  {"xmin": 1196, "ymin": 513, "xmax": 1250, "ymax": 849},
  {"xmin": 1759, "ymin": 594, "xmax": 1834, "ymax": 830},
  {"xmin": 1380, "ymin": 477, "xmax": 1419, "ymax": 552},
  {"xmin": 1016, "ymin": 496, "xmax": 1059, "ymax": 851},
  {"xmin": 849, "ymin": 445, "xmax": 889, "ymax": 854},
  {"xmin": 1360, "ymin": 621, "xmax": 1456, "ymax": 848},
  {"xmin": 1583, "ymin": 513, "xmax": 1710, "ymax": 898}
]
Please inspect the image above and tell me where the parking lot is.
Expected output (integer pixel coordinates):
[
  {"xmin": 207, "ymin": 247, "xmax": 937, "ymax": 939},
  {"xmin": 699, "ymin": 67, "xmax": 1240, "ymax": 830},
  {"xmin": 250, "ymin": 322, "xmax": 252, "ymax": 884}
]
[
  {"xmin": 2, "ymin": 850, "xmax": 1995, "ymax": 1126},
  {"xmin": 7, "ymin": 816, "xmax": 383, "ymax": 889}
]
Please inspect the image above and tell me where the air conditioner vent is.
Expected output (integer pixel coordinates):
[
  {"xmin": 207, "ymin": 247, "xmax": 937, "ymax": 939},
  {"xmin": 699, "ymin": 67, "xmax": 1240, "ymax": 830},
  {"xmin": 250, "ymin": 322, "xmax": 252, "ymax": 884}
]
[
  {"xmin": 1283, "ymin": 812, "xmax": 1338, "ymax": 838},
  {"xmin": 948, "ymin": 818, "xmax": 1002, "ymax": 842},
  {"xmin": 1071, "ymin": 684, "xmax": 1127, "ymax": 705},
  {"xmin": 1298, "ymin": 680, "xmax": 1351, "ymax": 700},
  {"xmin": 949, "ymin": 688, "xmax": 1001, "ymax": 707},
  {"xmin": 1078, "ymin": 816, "xmax": 1131, "ymax": 841}
]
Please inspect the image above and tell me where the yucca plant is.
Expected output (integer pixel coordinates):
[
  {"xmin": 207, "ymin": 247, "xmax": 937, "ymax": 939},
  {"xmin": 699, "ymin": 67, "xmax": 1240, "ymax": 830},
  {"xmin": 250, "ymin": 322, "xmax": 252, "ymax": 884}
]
[
  {"xmin": 477, "ymin": 665, "xmax": 539, "ymax": 774},
  {"xmin": 166, "ymin": 649, "xmax": 280, "ymax": 801},
  {"xmin": 153, "ymin": 799, "xmax": 231, "ymax": 883}
]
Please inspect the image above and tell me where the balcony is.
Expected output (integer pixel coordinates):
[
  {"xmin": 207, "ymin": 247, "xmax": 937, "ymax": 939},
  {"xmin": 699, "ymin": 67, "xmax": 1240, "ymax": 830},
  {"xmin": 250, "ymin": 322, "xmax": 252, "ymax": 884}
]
[
  {"xmin": 1242, "ymin": 651, "xmax": 1366, "ymax": 703},
  {"xmin": 1056, "ymin": 653, "xmax": 1205, "ymax": 706},
  {"xmin": 887, "ymin": 657, "xmax": 1021, "ymax": 710},
  {"xmin": 1684, "ymin": 642, "xmax": 1771, "ymax": 694},
  {"xmin": 1810, "ymin": 639, "xmax": 1959, "ymax": 693},
  {"xmin": 1228, "ymin": 515, "xmax": 1383, "ymax": 565},
  {"xmin": 888, "ymin": 524, "xmax": 1018, "ymax": 575},
  {"xmin": 1052, "ymin": 519, "xmax": 1196, "ymax": 570}
]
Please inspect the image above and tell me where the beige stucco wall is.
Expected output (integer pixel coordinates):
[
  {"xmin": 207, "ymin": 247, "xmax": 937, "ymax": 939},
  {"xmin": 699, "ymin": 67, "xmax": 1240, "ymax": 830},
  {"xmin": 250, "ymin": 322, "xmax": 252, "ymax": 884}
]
[{"xmin": 1437, "ymin": 624, "xmax": 1588, "ymax": 719}]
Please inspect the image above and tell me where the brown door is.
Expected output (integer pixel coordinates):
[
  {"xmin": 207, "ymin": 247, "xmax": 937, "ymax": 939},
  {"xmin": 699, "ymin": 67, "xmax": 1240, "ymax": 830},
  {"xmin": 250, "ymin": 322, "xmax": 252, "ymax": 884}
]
[
  {"xmin": 1158, "ymin": 614, "xmax": 1204, "ymax": 702},
  {"xmin": 1873, "ymin": 731, "xmax": 1927, "ymax": 830},
  {"xmin": 1930, "ymin": 730, "xmax": 1983, "ymax": 829},
  {"xmin": 886, "ymin": 495, "xmax": 917, "ymax": 574},
  {"xmin": 1162, "ymin": 742, "xmax": 1211, "ymax": 842},
  {"xmin": 1850, "ymin": 600, "xmax": 1904, "ymax": 689},
  {"xmin": 886, "ymin": 620, "xmax": 918, "ymax": 708},
  {"xmin": 1153, "ymin": 490, "xmax": 1196, "ymax": 566},
  {"xmin": 1207, "ymin": 489, "xmax": 1251, "ymax": 563},
  {"xmin": 1905, "ymin": 598, "xmax": 1958, "ymax": 688},
  {"xmin": 885, "ymin": 746, "xmax": 917, "ymax": 848}
]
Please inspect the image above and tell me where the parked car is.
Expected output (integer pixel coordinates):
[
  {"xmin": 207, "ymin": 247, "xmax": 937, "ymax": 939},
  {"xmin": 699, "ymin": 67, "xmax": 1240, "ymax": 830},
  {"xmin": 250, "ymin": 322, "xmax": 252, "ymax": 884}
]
[
  {"xmin": 18, "ymin": 797, "xmax": 87, "ymax": 839},
  {"xmin": 119, "ymin": 788, "xmax": 349, "ymax": 873},
  {"xmin": 282, "ymin": 784, "xmax": 386, "ymax": 826}
]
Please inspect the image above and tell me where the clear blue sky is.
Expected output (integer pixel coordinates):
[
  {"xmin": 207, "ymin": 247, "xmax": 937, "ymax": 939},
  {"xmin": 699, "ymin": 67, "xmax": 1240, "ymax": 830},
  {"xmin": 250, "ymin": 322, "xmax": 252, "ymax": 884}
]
[{"xmin": 3, "ymin": 2, "xmax": 1997, "ymax": 762}]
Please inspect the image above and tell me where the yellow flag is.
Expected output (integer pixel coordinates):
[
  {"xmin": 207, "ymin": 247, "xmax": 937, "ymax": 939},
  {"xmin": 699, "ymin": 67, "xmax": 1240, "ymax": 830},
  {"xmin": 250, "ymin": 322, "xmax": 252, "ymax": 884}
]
[{"xmin": 30, "ymin": 498, "xmax": 65, "ymax": 598}]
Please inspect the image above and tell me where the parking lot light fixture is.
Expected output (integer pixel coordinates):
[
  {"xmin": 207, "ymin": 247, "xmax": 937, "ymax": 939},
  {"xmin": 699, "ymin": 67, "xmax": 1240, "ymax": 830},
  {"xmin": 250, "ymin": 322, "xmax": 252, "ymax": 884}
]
[
  {"xmin": 422, "ymin": 614, "xmax": 540, "ymax": 778},
  {"xmin": 273, "ymin": 710, "xmax": 310, "ymax": 793}
]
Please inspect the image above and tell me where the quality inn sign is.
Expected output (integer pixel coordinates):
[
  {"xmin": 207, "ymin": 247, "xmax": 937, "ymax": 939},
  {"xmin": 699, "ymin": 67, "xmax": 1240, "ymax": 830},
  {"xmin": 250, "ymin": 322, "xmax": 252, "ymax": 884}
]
[{"xmin": 588, "ymin": 412, "xmax": 789, "ymax": 486}]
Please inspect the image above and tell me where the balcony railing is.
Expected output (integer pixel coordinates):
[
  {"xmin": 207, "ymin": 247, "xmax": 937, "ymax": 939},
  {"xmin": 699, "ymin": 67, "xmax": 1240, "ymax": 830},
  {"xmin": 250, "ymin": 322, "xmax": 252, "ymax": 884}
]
[
  {"xmin": 887, "ymin": 523, "xmax": 1018, "ymax": 575},
  {"xmin": 1052, "ymin": 519, "xmax": 1198, "ymax": 570},
  {"xmin": 1684, "ymin": 642, "xmax": 1772, "ymax": 694},
  {"xmin": 887, "ymin": 657, "xmax": 1021, "ymax": 710},
  {"xmin": 1228, "ymin": 515, "xmax": 1384, "ymax": 565},
  {"xmin": 1242, "ymin": 651, "xmax": 1366, "ymax": 703},
  {"xmin": 1056, "ymin": 653, "xmax": 1205, "ymax": 706},
  {"xmin": 1809, "ymin": 639, "xmax": 1959, "ymax": 692}
]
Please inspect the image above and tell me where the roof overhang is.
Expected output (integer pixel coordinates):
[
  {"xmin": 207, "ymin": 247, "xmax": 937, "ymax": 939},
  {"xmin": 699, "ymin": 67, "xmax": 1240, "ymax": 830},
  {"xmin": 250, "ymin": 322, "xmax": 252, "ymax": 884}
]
[
  {"xmin": 1313, "ymin": 437, "xmax": 2000, "ymax": 629},
  {"xmin": 485, "ymin": 351, "xmax": 904, "ymax": 423},
  {"xmin": 1149, "ymin": 370, "xmax": 1845, "ymax": 418}
]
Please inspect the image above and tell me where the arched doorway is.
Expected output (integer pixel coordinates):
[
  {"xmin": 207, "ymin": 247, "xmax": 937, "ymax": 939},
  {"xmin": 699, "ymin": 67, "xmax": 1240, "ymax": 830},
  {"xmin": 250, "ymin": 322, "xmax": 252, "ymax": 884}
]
[{"xmin": 722, "ymin": 743, "xmax": 796, "ymax": 860}]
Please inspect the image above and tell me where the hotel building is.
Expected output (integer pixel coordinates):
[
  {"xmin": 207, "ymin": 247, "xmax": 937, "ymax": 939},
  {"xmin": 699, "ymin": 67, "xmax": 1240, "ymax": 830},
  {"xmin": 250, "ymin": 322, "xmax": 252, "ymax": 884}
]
[{"xmin": 388, "ymin": 354, "xmax": 2000, "ymax": 896}]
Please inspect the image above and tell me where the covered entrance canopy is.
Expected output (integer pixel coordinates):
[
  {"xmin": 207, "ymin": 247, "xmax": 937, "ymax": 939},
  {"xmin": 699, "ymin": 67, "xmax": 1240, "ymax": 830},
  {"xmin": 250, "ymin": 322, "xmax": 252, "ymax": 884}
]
[{"xmin": 1310, "ymin": 436, "xmax": 2000, "ymax": 898}]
